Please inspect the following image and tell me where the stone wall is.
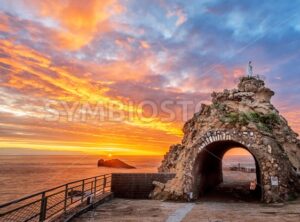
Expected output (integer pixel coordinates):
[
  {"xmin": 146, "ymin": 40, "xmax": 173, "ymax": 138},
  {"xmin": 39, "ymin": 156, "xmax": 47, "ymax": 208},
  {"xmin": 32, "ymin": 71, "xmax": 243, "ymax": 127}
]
[{"xmin": 111, "ymin": 173, "xmax": 175, "ymax": 199}]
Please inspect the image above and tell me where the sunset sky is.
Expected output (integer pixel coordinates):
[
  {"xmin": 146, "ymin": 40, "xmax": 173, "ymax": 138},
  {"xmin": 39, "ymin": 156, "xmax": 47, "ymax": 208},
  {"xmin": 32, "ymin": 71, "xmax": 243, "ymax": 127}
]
[{"xmin": 0, "ymin": 0, "xmax": 300, "ymax": 156}]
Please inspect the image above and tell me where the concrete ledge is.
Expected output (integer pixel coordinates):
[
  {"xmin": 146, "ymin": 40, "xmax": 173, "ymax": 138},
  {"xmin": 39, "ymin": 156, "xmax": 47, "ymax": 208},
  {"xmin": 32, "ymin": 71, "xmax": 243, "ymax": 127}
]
[{"xmin": 111, "ymin": 173, "xmax": 175, "ymax": 199}]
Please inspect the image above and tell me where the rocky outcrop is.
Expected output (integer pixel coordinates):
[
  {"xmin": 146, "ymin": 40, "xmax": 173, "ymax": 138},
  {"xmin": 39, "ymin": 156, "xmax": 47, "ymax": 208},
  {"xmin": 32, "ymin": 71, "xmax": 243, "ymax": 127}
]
[
  {"xmin": 158, "ymin": 144, "xmax": 184, "ymax": 173},
  {"xmin": 97, "ymin": 159, "xmax": 136, "ymax": 169},
  {"xmin": 153, "ymin": 76, "xmax": 300, "ymax": 203}
]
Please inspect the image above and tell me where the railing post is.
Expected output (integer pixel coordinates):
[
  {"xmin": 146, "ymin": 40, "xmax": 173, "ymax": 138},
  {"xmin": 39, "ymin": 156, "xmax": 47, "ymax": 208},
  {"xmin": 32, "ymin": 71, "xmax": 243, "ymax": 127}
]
[
  {"xmin": 39, "ymin": 192, "xmax": 47, "ymax": 222},
  {"xmin": 81, "ymin": 180, "xmax": 85, "ymax": 202},
  {"xmin": 94, "ymin": 177, "xmax": 97, "ymax": 197},
  {"xmin": 70, "ymin": 188, "xmax": 74, "ymax": 204},
  {"xmin": 64, "ymin": 184, "xmax": 68, "ymax": 213},
  {"xmin": 103, "ymin": 175, "xmax": 106, "ymax": 193},
  {"xmin": 109, "ymin": 174, "xmax": 111, "ymax": 192}
]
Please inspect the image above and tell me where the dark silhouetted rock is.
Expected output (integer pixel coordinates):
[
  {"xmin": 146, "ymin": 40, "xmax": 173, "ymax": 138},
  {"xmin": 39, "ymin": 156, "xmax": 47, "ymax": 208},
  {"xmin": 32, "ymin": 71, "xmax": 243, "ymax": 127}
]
[{"xmin": 97, "ymin": 159, "xmax": 136, "ymax": 169}]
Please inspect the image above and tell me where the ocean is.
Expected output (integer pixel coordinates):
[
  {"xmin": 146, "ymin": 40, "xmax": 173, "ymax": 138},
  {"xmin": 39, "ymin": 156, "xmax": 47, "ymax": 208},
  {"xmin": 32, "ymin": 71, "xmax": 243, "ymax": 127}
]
[{"xmin": 0, "ymin": 155, "xmax": 255, "ymax": 204}]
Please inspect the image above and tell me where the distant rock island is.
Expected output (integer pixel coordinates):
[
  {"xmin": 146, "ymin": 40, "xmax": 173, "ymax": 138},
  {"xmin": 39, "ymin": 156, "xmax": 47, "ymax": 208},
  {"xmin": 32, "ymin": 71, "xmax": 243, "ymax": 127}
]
[{"xmin": 97, "ymin": 159, "xmax": 136, "ymax": 169}]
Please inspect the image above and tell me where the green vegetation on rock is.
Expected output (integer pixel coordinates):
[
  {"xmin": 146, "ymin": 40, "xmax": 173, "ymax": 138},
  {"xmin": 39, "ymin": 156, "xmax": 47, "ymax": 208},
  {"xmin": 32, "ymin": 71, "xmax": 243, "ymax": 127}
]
[
  {"xmin": 220, "ymin": 111, "xmax": 280, "ymax": 133},
  {"xmin": 212, "ymin": 102, "xmax": 226, "ymax": 111}
]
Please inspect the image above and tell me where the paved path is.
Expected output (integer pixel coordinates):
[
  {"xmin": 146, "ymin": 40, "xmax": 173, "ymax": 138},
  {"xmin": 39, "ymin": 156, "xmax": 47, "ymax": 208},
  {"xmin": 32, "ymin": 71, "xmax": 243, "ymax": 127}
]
[
  {"xmin": 73, "ymin": 198, "xmax": 300, "ymax": 222},
  {"xmin": 166, "ymin": 203, "xmax": 194, "ymax": 222},
  {"xmin": 183, "ymin": 201, "xmax": 300, "ymax": 222}
]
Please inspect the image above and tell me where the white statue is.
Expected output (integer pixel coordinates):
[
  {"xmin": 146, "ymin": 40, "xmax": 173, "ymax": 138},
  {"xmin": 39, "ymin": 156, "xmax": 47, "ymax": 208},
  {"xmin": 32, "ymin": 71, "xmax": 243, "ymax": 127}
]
[{"xmin": 247, "ymin": 61, "xmax": 253, "ymax": 76}]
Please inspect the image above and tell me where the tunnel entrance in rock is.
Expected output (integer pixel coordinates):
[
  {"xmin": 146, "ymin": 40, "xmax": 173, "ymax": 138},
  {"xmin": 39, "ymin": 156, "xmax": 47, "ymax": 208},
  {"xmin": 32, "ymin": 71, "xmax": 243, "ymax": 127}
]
[{"xmin": 193, "ymin": 141, "xmax": 262, "ymax": 202}]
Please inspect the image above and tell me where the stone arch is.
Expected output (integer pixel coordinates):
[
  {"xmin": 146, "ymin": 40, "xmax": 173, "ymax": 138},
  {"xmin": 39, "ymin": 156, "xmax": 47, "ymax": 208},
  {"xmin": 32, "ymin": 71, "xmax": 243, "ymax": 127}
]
[
  {"xmin": 192, "ymin": 140, "xmax": 262, "ymax": 200},
  {"xmin": 155, "ymin": 77, "xmax": 300, "ymax": 203},
  {"xmin": 186, "ymin": 129, "xmax": 290, "ymax": 203}
]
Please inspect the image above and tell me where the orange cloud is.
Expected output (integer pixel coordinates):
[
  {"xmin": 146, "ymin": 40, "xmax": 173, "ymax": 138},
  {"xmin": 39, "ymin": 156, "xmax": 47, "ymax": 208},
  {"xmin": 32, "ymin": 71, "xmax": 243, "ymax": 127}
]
[
  {"xmin": 0, "ymin": 111, "xmax": 179, "ymax": 155},
  {"xmin": 140, "ymin": 41, "xmax": 150, "ymax": 49},
  {"xmin": 0, "ymin": 39, "xmax": 182, "ymax": 137},
  {"xmin": 23, "ymin": 0, "xmax": 122, "ymax": 50}
]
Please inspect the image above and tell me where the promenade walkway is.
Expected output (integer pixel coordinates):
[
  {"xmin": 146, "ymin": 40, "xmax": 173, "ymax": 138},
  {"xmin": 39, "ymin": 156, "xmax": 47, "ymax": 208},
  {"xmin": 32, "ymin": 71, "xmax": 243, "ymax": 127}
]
[{"xmin": 73, "ymin": 198, "xmax": 300, "ymax": 222}]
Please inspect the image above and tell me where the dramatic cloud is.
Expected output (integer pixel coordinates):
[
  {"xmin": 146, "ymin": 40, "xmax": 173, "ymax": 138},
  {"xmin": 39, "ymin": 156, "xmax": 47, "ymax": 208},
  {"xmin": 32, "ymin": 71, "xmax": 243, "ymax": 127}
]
[
  {"xmin": 1, "ymin": 0, "xmax": 122, "ymax": 50},
  {"xmin": 0, "ymin": 0, "xmax": 300, "ymax": 155}
]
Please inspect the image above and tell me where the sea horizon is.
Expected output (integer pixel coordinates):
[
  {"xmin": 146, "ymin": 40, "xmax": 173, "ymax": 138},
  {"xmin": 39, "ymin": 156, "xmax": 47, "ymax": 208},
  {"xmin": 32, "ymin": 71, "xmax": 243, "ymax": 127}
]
[{"xmin": 0, "ymin": 154, "xmax": 255, "ymax": 204}]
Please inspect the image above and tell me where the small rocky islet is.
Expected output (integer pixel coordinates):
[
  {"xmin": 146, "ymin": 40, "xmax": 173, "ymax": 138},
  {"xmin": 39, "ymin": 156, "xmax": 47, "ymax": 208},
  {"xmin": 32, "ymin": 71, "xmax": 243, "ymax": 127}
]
[{"xmin": 97, "ymin": 159, "xmax": 136, "ymax": 169}]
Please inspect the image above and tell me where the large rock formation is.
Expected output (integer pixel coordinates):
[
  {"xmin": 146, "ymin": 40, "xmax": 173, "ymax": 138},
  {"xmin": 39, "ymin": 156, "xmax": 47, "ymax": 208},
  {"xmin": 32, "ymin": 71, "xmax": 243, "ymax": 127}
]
[{"xmin": 153, "ymin": 76, "xmax": 300, "ymax": 203}]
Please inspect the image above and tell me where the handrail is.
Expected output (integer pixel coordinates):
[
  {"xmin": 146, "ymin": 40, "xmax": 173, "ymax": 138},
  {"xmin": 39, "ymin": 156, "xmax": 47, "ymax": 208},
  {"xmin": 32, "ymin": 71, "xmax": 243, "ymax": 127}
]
[
  {"xmin": 0, "ymin": 174, "xmax": 111, "ymax": 208},
  {"xmin": 0, "ymin": 174, "xmax": 112, "ymax": 222}
]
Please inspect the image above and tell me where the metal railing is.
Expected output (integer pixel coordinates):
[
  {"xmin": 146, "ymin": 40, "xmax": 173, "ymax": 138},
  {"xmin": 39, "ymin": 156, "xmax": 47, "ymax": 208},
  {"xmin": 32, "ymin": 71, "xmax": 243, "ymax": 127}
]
[{"xmin": 0, "ymin": 174, "xmax": 112, "ymax": 222}]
